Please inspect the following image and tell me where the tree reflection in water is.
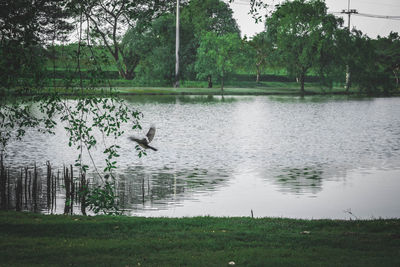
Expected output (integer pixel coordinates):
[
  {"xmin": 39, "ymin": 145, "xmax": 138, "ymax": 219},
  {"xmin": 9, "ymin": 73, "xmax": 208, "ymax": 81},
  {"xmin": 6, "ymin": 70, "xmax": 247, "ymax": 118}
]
[
  {"xmin": 274, "ymin": 166, "xmax": 324, "ymax": 195},
  {"xmin": 115, "ymin": 166, "xmax": 229, "ymax": 212}
]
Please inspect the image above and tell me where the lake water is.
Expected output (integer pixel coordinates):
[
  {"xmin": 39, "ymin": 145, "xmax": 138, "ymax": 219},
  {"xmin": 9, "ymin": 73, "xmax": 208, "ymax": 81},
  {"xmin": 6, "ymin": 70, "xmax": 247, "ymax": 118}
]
[{"xmin": 4, "ymin": 95, "xmax": 400, "ymax": 219}]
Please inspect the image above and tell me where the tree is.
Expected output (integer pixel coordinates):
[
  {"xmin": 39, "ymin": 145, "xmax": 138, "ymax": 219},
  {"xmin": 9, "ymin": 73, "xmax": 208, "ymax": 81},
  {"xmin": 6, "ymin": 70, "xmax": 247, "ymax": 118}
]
[
  {"xmin": 374, "ymin": 32, "xmax": 400, "ymax": 89},
  {"xmin": 121, "ymin": 0, "xmax": 240, "ymax": 84},
  {"xmin": 345, "ymin": 30, "xmax": 397, "ymax": 95},
  {"xmin": 245, "ymin": 32, "xmax": 274, "ymax": 83},
  {"xmin": 0, "ymin": 1, "xmax": 146, "ymax": 215},
  {"xmin": 183, "ymin": 0, "xmax": 239, "ymax": 37},
  {"xmin": 68, "ymin": 0, "xmax": 177, "ymax": 80},
  {"xmin": 195, "ymin": 32, "xmax": 242, "ymax": 90},
  {"xmin": 266, "ymin": 0, "xmax": 342, "ymax": 94},
  {"xmin": 122, "ymin": 14, "xmax": 185, "ymax": 84},
  {"xmin": 0, "ymin": 0, "xmax": 72, "ymax": 89}
]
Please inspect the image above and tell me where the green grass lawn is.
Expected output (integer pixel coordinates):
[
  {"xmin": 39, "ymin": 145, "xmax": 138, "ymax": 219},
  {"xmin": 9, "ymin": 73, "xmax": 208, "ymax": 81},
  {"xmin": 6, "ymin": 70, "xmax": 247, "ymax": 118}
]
[{"xmin": 1, "ymin": 211, "xmax": 399, "ymax": 266}]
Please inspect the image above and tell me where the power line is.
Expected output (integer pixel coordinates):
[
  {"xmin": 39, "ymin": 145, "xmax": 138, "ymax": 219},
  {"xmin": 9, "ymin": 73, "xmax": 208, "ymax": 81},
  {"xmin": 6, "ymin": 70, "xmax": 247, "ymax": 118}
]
[
  {"xmin": 229, "ymin": 0, "xmax": 400, "ymax": 21},
  {"xmin": 351, "ymin": 0, "xmax": 400, "ymax": 9},
  {"xmin": 355, "ymin": 13, "xmax": 400, "ymax": 20},
  {"xmin": 332, "ymin": 11, "xmax": 400, "ymax": 21}
]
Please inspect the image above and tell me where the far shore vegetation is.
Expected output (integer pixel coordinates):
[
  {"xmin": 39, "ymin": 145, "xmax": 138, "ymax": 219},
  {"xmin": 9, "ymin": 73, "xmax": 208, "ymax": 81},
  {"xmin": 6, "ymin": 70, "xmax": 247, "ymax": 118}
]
[{"xmin": 1, "ymin": 0, "xmax": 399, "ymax": 98}]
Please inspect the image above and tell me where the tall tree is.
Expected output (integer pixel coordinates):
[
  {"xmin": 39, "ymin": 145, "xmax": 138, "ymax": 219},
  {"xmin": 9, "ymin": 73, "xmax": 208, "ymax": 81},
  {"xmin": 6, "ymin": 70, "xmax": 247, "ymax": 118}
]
[
  {"xmin": 374, "ymin": 32, "xmax": 400, "ymax": 88},
  {"xmin": 342, "ymin": 30, "xmax": 395, "ymax": 95},
  {"xmin": 246, "ymin": 32, "xmax": 274, "ymax": 83},
  {"xmin": 122, "ymin": 14, "xmax": 178, "ymax": 83},
  {"xmin": 0, "ymin": 0, "xmax": 72, "ymax": 89},
  {"xmin": 184, "ymin": 0, "xmax": 239, "ymax": 37},
  {"xmin": 69, "ymin": 0, "xmax": 176, "ymax": 80},
  {"xmin": 122, "ymin": 0, "xmax": 240, "ymax": 83},
  {"xmin": 266, "ymin": 0, "xmax": 342, "ymax": 94},
  {"xmin": 195, "ymin": 32, "xmax": 242, "ymax": 90}
]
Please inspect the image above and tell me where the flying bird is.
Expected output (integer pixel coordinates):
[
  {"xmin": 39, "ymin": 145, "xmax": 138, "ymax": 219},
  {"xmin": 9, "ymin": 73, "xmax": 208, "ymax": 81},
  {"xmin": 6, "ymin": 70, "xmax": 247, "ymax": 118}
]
[{"xmin": 129, "ymin": 126, "xmax": 158, "ymax": 151}]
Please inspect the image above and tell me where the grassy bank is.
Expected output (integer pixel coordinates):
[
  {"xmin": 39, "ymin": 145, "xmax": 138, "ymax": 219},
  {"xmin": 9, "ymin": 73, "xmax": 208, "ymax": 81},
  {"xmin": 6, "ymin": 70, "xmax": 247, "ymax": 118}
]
[
  {"xmin": 2, "ymin": 81, "xmax": 357, "ymax": 97},
  {"xmin": 1, "ymin": 211, "xmax": 399, "ymax": 266},
  {"xmin": 113, "ymin": 82, "xmax": 351, "ymax": 96}
]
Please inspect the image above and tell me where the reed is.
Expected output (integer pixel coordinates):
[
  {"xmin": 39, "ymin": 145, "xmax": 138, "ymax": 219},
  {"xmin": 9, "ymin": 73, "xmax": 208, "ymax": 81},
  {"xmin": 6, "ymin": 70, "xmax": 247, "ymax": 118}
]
[
  {"xmin": 70, "ymin": 165, "xmax": 74, "ymax": 215},
  {"xmin": 46, "ymin": 161, "xmax": 51, "ymax": 208},
  {"xmin": 7, "ymin": 169, "xmax": 10, "ymax": 209},
  {"xmin": 0, "ymin": 154, "xmax": 6, "ymax": 209},
  {"xmin": 32, "ymin": 163, "xmax": 38, "ymax": 212},
  {"xmin": 80, "ymin": 172, "xmax": 88, "ymax": 215},
  {"xmin": 63, "ymin": 165, "xmax": 71, "ymax": 215},
  {"xmin": 28, "ymin": 170, "xmax": 32, "ymax": 200},
  {"xmin": 15, "ymin": 169, "xmax": 23, "ymax": 211},
  {"xmin": 24, "ymin": 167, "xmax": 28, "ymax": 208},
  {"xmin": 0, "ymin": 160, "xmax": 117, "ymax": 215},
  {"xmin": 142, "ymin": 177, "xmax": 145, "ymax": 204},
  {"xmin": 51, "ymin": 170, "xmax": 58, "ymax": 213}
]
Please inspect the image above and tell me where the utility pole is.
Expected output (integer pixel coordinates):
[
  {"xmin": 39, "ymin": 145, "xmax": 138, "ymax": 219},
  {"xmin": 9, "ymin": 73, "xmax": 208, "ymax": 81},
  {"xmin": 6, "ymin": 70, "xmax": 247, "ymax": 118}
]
[
  {"xmin": 341, "ymin": 0, "xmax": 357, "ymax": 93},
  {"xmin": 174, "ymin": 0, "xmax": 180, "ymax": 88}
]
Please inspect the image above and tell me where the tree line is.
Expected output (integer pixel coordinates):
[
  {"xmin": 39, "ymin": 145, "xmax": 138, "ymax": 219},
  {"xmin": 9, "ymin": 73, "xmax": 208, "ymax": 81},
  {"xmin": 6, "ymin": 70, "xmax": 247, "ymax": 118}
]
[{"xmin": 1, "ymin": 0, "xmax": 399, "ymax": 94}]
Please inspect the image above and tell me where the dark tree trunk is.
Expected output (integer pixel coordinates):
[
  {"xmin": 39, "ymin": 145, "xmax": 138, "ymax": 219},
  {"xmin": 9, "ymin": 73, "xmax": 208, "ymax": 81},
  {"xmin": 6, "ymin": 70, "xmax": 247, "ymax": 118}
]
[
  {"xmin": 300, "ymin": 73, "xmax": 305, "ymax": 95},
  {"xmin": 393, "ymin": 69, "xmax": 399, "ymax": 87},
  {"xmin": 208, "ymin": 75, "xmax": 213, "ymax": 88},
  {"xmin": 221, "ymin": 75, "xmax": 224, "ymax": 91},
  {"xmin": 0, "ymin": 154, "xmax": 6, "ymax": 210},
  {"xmin": 256, "ymin": 65, "xmax": 260, "ymax": 83},
  {"xmin": 118, "ymin": 68, "xmax": 135, "ymax": 80}
]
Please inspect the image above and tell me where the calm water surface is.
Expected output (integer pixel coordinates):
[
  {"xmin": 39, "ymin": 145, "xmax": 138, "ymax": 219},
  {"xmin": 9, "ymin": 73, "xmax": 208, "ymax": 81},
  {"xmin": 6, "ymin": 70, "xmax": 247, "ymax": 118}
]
[{"xmin": 5, "ymin": 95, "xmax": 400, "ymax": 219}]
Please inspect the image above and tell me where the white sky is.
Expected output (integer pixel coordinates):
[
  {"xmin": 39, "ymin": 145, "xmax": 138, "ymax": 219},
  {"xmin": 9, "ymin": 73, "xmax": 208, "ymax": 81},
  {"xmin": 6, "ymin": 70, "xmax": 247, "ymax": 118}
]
[{"xmin": 226, "ymin": 0, "xmax": 400, "ymax": 38}]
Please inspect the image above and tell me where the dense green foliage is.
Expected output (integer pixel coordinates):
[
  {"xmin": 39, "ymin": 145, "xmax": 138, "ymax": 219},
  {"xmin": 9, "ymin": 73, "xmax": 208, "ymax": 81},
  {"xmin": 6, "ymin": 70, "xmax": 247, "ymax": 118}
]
[
  {"xmin": 243, "ymin": 32, "xmax": 275, "ymax": 83},
  {"xmin": 266, "ymin": 0, "xmax": 343, "ymax": 93},
  {"xmin": 121, "ymin": 0, "xmax": 240, "ymax": 85},
  {"xmin": 0, "ymin": 0, "xmax": 72, "ymax": 89},
  {"xmin": 65, "ymin": 0, "xmax": 179, "ymax": 80},
  {"xmin": 1, "ymin": 211, "xmax": 400, "ymax": 266},
  {"xmin": 195, "ymin": 32, "xmax": 243, "ymax": 89},
  {"xmin": 2, "ymin": 0, "xmax": 399, "ymax": 94},
  {"xmin": 1, "ymin": 1, "xmax": 170, "ymax": 214}
]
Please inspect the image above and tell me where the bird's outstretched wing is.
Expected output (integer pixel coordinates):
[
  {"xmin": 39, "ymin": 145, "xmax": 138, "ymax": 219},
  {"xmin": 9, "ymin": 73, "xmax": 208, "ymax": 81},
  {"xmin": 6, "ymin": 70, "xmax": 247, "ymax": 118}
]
[
  {"xmin": 129, "ymin": 136, "xmax": 141, "ymax": 143},
  {"xmin": 146, "ymin": 126, "xmax": 156, "ymax": 143}
]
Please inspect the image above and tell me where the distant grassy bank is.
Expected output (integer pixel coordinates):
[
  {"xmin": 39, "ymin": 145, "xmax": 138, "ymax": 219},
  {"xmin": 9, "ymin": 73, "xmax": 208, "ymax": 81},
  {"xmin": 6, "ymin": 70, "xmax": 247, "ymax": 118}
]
[
  {"xmin": 1, "ymin": 211, "xmax": 399, "ymax": 266},
  {"xmin": 3, "ymin": 75, "xmax": 399, "ymax": 97},
  {"xmin": 2, "ymin": 81, "xmax": 360, "ymax": 97}
]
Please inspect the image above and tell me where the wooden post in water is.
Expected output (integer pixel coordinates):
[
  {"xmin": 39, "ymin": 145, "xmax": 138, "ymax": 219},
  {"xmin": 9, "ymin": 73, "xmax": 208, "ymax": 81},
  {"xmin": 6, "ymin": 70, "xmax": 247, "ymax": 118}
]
[
  {"xmin": 28, "ymin": 171, "xmax": 32, "ymax": 202},
  {"xmin": 70, "ymin": 165, "xmax": 74, "ymax": 215},
  {"xmin": 46, "ymin": 161, "xmax": 51, "ymax": 209},
  {"xmin": 24, "ymin": 167, "xmax": 28, "ymax": 208},
  {"xmin": 32, "ymin": 163, "xmax": 38, "ymax": 212},
  {"xmin": 142, "ymin": 177, "xmax": 145, "ymax": 204},
  {"xmin": 51, "ymin": 171, "xmax": 57, "ymax": 213},
  {"xmin": 54, "ymin": 170, "xmax": 59, "ymax": 213},
  {"xmin": 16, "ymin": 169, "xmax": 23, "ymax": 211},
  {"xmin": 80, "ymin": 172, "xmax": 87, "ymax": 216},
  {"xmin": 64, "ymin": 165, "xmax": 71, "ymax": 215},
  {"xmin": 0, "ymin": 154, "xmax": 6, "ymax": 210},
  {"xmin": 7, "ymin": 169, "xmax": 10, "ymax": 210}
]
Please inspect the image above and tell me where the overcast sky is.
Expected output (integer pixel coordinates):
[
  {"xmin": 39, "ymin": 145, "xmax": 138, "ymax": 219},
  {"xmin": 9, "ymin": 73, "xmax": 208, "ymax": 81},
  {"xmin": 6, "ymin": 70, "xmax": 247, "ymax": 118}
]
[{"xmin": 226, "ymin": 0, "xmax": 400, "ymax": 38}]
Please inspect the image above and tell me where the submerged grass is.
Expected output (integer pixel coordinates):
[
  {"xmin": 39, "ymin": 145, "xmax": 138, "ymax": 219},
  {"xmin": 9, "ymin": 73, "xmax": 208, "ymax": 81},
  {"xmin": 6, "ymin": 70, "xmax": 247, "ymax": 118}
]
[{"xmin": 1, "ymin": 211, "xmax": 399, "ymax": 266}]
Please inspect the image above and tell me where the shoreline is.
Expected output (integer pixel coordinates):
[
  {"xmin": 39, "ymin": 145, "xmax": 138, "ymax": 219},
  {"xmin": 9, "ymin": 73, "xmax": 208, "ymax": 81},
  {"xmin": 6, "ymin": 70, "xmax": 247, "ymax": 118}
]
[{"xmin": 2, "ymin": 88, "xmax": 398, "ymax": 97}]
